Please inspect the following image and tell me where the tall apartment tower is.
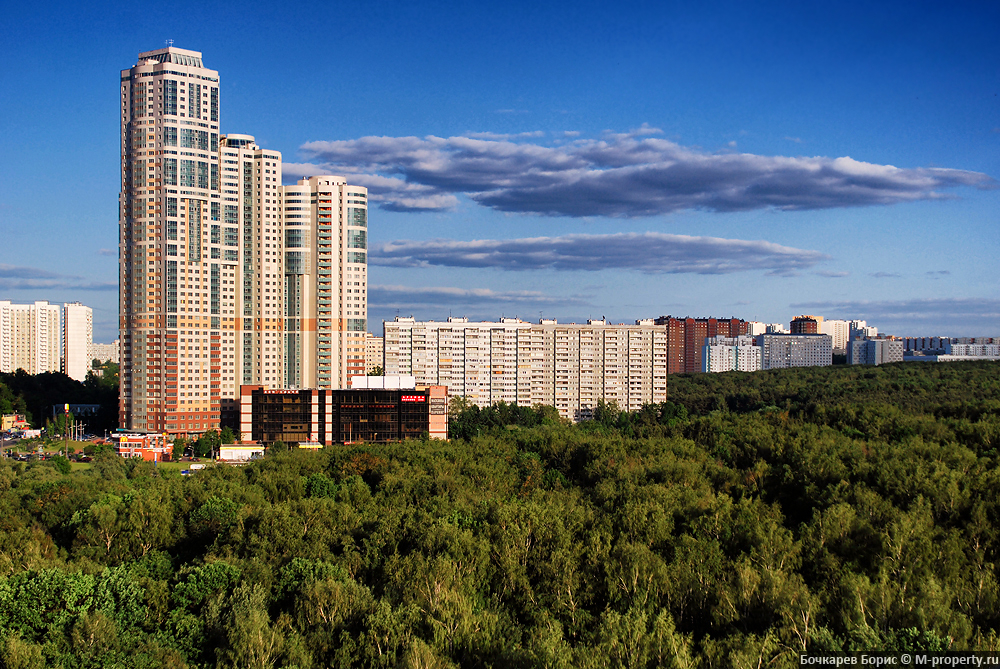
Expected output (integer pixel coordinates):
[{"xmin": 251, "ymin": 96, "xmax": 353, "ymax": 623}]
[
  {"xmin": 281, "ymin": 177, "xmax": 368, "ymax": 389},
  {"xmin": 63, "ymin": 302, "xmax": 94, "ymax": 382},
  {"xmin": 218, "ymin": 134, "xmax": 285, "ymax": 390},
  {"xmin": 121, "ymin": 47, "xmax": 368, "ymax": 434},
  {"xmin": 120, "ymin": 47, "xmax": 226, "ymax": 433}
]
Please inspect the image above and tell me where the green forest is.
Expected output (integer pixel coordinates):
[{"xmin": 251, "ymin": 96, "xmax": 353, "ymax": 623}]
[
  {"xmin": 0, "ymin": 366, "xmax": 119, "ymax": 435},
  {"xmin": 2, "ymin": 361, "xmax": 1000, "ymax": 668}
]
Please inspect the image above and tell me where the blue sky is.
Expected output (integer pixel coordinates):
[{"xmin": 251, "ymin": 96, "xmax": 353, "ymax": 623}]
[{"xmin": 1, "ymin": 0, "xmax": 998, "ymax": 342}]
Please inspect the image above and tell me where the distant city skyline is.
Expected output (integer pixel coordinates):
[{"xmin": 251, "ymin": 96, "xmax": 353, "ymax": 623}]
[{"xmin": 1, "ymin": 0, "xmax": 998, "ymax": 341}]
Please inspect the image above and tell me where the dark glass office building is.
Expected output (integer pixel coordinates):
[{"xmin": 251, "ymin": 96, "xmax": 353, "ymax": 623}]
[{"xmin": 240, "ymin": 385, "xmax": 448, "ymax": 445}]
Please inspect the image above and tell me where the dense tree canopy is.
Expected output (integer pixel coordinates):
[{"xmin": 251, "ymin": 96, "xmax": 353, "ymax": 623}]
[
  {"xmin": 1, "ymin": 361, "xmax": 999, "ymax": 667},
  {"xmin": 0, "ymin": 369, "xmax": 118, "ymax": 433}
]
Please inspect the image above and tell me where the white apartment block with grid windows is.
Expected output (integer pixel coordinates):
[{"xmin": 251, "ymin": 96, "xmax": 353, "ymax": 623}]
[
  {"xmin": 703, "ymin": 335, "xmax": 762, "ymax": 372},
  {"xmin": 89, "ymin": 340, "xmax": 121, "ymax": 365},
  {"xmin": 0, "ymin": 301, "xmax": 61, "ymax": 375},
  {"xmin": 384, "ymin": 317, "xmax": 668, "ymax": 421},
  {"xmin": 365, "ymin": 333, "xmax": 383, "ymax": 374},
  {"xmin": 821, "ymin": 319, "xmax": 851, "ymax": 353},
  {"xmin": 756, "ymin": 333, "xmax": 833, "ymax": 370}
]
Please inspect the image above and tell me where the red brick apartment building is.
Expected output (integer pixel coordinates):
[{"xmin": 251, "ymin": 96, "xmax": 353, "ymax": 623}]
[{"xmin": 654, "ymin": 317, "xmax": 749, "ymax": 374}]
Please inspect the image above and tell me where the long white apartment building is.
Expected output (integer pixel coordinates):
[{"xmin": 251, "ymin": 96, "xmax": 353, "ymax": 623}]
[
  {"xmin": 0, "ymin": 300, "xmax": 62, "ymax": 375},
  {"xmin": 703, "ymin": 335, "xmax": 761, "ymax": 372},
  {"xmin": 89, "ymin": 340, "xmax": 120, "ymax": 365},
  {"xmin": 848, "ymin": 338, "xmax": 904, "ymax": 365},
  {"xmin": 756, "ymin": 333, "xmax": 833, "ymax": 370},
  {"xmin": 63, "ymin": 302, "xmax": 93, "ymax": 382},
  {"xmin": 384, "ymin": 317, "xmax": 667, "ymax": 420},
  {"xmin": 946, "ymin": 343, "xmax": 1000, "ymax": 357},
  {"xmin": 119, "ymin": 46, "xmax": 368, "ymax": 436}
]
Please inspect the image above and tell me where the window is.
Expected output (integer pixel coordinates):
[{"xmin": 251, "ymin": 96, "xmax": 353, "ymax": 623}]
[
  {"xmin": 179, "ymin": 160, "xmax": 195, "ymax": 188},
  {"xmin": 164, "ymin": 80, "xmax": 178, "ymax": 115},
  {"xmin": 164, "ymin": 158, "xmax": 178, "ymax": 186},
  {"xmin": 347, "ymin": 207, "xmax": 367, "ymax": 228},
  {"xmin": 347, "ymin": 229, "xmax": 366, "ymax": 249}
]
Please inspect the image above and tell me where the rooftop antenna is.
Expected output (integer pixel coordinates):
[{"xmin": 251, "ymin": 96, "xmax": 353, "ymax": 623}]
[{"xmin": 166, "ymin": 39, "xmax": 174, "ymax": 47}]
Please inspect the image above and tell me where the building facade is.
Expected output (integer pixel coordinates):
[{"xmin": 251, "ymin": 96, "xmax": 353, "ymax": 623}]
[
  {"xmin": 756, "ymin": 333, "xmax": 833, "ymax": 370},
  {"xmin": 790, "ymin": 315, "xmax": 822, "ymax": 335},
  {"xmin": 850, "ymin": 320, "xmax": 878, "ymax": 340},
  {"xmin": 0, "ymin": 300, "xmax": 61, "ymax": 375},
  {"xmin": 365, "ymin": 333, "xmax": 384, "ymax": 374},
  {"xmin": 63, "ymin": 302, "xmax": 93, "ymax": 382},
  {"xmin": 384, "ymin": 317, "xmax": 668, "ymax": 420},
  {"xmin": 653, "ymin": 316, "xmax": 749, "ymax": 374},
  {"xmin": 281, "ymin": 176, "xmax": 368, "ymax": 390},
  {"xmin": 848, "ymin": 338, "xmax": 904, "ymax": 365},
  {"xmin": 240, "ymin": 384, "xmax": 447, "ymax": 445},
  {"xmin": 89, "ymin": 340, "xmax": 121, "ymax": 365},
  {"xmin": 119, "ymin": 47, "xmax": 367, "ymax": 437},
  {"xmin": 821, "ymin": 319, "xmax": 850, "ymax": 354},
  {"xmin": 703, "ymin": 335, "xmax": 762, "ymax": 372}
]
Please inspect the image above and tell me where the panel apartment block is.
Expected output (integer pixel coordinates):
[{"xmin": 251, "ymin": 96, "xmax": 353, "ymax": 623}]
[
  {"xmin": 0, "ymin": 300, "xmax": 61, "ymax": 375},
  {"xmin": 703, "ymin": 335, "xmax": 761, "ymax": 373},
  {"xmin": 756, "ymin": 333, "xmax": 833, "ymax": 370},
  {"xmin": 384, "ymin": 317, "xmax": 668, "ymax": 420}
]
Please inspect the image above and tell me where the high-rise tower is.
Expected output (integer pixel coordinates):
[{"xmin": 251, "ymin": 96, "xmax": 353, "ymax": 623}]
[
  {"xmin": 281, "ymin": 177, "xmax": 368, "ymax": 389},
  {"xmin": 63, "ymin": 302, "xmax": 94, "ymax": 382},
  {"xmin": 219, "ymin": 135, "xmax": 285, "ymax": 390},
  {"xmin": 120, "ymin": 47, "xmax": 225, "ymax": 434},
  {"xmin": 121, "ymin": 47, "xmax": 368, "ymax": 435}
]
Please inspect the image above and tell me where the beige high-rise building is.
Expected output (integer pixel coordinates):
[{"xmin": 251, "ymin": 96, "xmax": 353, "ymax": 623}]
[
  {"xmin": 120, "ymin": 47, "xmax": 224, "ymax": 434},
  {"xmin": 63, "ymin": 302, "xmax": 94, "ymax": 382},
  {"xmin": 219, "ymin": 134, "xmax": 285, "ymax": 390},
  {"xmin": 121, "ymin": 47, "xmax": 367, "ymax": 434},
  {"xmin": 384, "ymin": 317, "xmax": 667, "ymax": 420},
  {"xmin": 821, "ymin": 319, "xmax": 850, "ymax": 354},
  {"xmin": 0, "ymin": 300, "xmax": 61, "ymax": 375},
  {"xmin": 281, "ymin": 177, "xmax": 368, "ymax": 389}
]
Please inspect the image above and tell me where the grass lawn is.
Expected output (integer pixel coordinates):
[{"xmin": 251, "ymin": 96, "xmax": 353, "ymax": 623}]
[
  {"xmin": 68, "ymin": 459, "xmax": 208, "ymax": 473},
  {"xmin": 15, "ymin": 440, "xmax": 93, "ymax": 455}
]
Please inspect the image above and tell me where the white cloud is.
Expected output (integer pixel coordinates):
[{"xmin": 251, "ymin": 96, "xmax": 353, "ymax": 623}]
[
  {"xmin": 0, "ymin": 264, "xmax": 116, "ymax": 291},
  {"xmin": 294, "ymin": 129, "xmax": 994, "ymax": 216},
  {"xmin": 370, "ymin": 284, "xmax": 588, "ymax": 307},
  {"xmin": 371, "ymin": 232, "xmax": 828, "ymax": 275}
]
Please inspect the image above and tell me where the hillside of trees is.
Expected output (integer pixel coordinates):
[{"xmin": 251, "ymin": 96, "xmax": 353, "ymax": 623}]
[{"xmin": 1, "ymin": 361, "xmax": 1000, "ymax": 667}]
